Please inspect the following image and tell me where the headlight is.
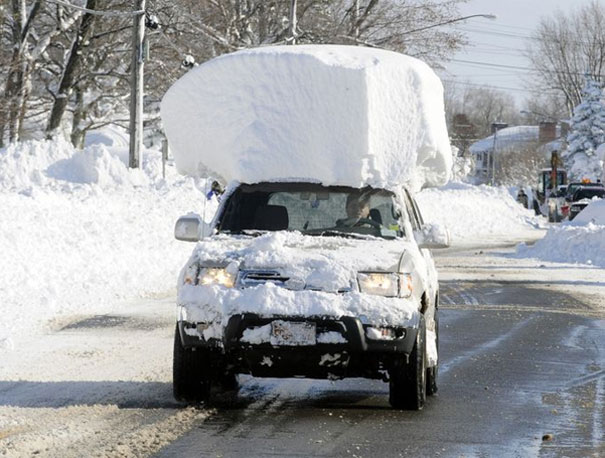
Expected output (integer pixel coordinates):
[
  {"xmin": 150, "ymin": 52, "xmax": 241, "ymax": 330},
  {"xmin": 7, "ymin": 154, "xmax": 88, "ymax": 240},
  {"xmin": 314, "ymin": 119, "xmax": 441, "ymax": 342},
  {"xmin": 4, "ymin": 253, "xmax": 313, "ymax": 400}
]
[
  {"xmin": 357, "ymin": 272, "xmax": 412, "ymax": 298},
  {"xmin": 198, "ymin": 267, "xmax": 236, "ymax": 288}
]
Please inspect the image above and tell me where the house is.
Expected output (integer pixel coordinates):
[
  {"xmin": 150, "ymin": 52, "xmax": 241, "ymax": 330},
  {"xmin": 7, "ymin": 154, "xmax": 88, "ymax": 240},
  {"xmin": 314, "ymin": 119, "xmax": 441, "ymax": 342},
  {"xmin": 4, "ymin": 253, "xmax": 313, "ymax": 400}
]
[{"xmin": 469, "ymin": 122, "xmax": 564, "ymax": 184}]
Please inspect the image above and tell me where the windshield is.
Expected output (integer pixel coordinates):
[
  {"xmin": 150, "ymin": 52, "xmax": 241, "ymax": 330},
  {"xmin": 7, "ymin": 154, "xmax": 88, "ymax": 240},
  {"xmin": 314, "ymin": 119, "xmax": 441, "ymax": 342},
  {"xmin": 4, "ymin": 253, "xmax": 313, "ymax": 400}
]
[{"xmin": 217, "ymin": 183, "xmax": 404, "ymax": 239}]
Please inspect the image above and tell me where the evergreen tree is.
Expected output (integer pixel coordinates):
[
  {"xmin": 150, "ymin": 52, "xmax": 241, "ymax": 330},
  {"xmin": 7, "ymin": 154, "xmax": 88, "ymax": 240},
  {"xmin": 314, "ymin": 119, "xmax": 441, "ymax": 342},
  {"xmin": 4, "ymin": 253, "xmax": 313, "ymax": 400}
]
[{"xmin": 563, "ymin": 74, "xmax": 605, "ymax": 181}]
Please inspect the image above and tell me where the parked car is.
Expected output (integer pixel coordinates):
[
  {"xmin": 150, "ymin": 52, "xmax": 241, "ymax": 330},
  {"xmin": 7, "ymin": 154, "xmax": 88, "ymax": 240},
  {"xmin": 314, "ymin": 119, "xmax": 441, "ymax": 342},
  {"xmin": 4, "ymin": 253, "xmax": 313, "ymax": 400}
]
[
  {"xmin": 173, "ymin": 182, "xmax": 448, "ymax": 410},
  {"xmin": 568, "ymin": 186, "xmax": 605, "ymax": 220}
]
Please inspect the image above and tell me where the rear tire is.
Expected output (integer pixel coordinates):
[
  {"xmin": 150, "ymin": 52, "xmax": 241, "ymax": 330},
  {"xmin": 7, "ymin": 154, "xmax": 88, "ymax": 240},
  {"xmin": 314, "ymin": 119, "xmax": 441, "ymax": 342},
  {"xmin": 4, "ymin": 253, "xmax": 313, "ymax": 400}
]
[
  {"xmin": 173, "ymin": 325, "xmax": 211, "ymax": 404},
  {"xmin": 389, "ymin": 316, "xmax": 427, "ymax": 410}
]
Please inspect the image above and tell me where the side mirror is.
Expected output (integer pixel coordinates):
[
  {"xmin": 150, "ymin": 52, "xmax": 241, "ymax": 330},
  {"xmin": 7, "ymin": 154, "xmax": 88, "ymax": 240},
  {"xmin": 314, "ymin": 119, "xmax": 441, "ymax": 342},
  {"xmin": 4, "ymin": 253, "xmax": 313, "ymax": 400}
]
[
  {"xmin": 414, "ymin": 223, "xmax": 450, "ymax": 249},
  {"xmin": 175, "ymin": 213, "xmax": 211, "ymax": 242}
]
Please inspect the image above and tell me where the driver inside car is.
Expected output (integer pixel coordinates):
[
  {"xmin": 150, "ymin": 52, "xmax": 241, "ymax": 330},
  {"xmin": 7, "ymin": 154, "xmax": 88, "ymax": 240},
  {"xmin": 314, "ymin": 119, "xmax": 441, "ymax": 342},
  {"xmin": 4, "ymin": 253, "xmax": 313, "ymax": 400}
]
[{"xmin": 336, "ymin": 193, "xmax": 377, "ymax": 227}]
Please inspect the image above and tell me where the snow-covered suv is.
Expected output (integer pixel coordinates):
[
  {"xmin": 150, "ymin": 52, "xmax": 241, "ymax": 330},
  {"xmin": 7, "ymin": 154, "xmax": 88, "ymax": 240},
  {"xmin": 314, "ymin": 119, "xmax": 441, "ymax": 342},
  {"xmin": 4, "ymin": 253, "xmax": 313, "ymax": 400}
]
[{"xmin": 173, "ymin": 181, "xmax": 448, "ymax": 410}]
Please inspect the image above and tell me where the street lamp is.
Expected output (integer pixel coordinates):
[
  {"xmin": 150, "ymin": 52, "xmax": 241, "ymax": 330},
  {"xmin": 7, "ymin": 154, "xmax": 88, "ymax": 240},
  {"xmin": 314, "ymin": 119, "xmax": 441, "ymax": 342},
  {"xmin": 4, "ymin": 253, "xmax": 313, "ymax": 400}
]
[{"xmin": 400, "ymin": 13, "xmax": 496, "ymax": 36}]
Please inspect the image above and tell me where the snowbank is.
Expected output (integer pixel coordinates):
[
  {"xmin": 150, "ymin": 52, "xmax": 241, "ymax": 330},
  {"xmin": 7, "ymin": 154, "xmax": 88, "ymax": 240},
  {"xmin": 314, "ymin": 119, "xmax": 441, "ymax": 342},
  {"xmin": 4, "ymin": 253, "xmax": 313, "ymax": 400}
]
[
  {"xmin": 161, "ymin": 45, "xmax": 452, "ymax": 192},
  {"xmin": 514, "ymin": 198, "xmax": 605, "ymax": 267},
  {"xmin": 416, "ymin": 182, "xmax": 544, "ymax": 244},
  {"xmin": 574, "ymin": 198, "xmax": 605, "ymax": 225},
  {"xmin": 0, "ymin": 138, "xmax": 216, "ymax": 350},
  {"xmin": 515, "ymin": 223, "xmax": 605, "ymax": 267}
]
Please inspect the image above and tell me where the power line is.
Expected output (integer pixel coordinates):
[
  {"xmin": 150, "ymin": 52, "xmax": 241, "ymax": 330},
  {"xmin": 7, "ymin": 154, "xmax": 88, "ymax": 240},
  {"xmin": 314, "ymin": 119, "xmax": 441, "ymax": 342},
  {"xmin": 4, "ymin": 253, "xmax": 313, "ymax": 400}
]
[
  {"xmin": 458, "ymin": 26, "xmax": 533, "ymax": 40},
  {"xmin": 441, "ymin": 79, "xmax": 536, "ymax": 93},
  {"xmin": 470, "ymin": 20, "xmax": 536, "ymax": 33},
  {"xmin": 450, "ymin": 58, "xmax": 595, "ymax": 78}
]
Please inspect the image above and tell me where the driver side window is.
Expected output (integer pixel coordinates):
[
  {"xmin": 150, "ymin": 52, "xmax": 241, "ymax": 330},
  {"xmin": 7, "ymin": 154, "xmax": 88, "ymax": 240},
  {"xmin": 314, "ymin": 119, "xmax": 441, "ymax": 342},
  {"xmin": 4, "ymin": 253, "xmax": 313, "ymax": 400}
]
[{"xmin": 402, "ymin": 191, "xmax": 421, "ymax": 231}]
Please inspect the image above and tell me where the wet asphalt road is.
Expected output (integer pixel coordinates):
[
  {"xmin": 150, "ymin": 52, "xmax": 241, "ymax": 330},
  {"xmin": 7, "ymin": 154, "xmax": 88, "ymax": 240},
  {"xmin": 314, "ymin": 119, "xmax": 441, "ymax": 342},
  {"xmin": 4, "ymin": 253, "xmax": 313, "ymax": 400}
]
[{"xmin": 156, "ymin": 282, "xmax": 604, "ymax": 458}]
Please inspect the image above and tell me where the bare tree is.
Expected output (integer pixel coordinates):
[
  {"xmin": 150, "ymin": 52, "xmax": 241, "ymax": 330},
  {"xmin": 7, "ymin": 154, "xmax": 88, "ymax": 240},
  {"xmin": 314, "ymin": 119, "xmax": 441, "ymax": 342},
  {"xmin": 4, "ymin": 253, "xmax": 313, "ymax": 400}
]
[
  {"xmin": 0, "ymin": 1, "xmax": 82, "ymax": 146},
  {"xmin": 45, "ymin": 0, "xmax": 98, "ymax": 137},
  {"xmin": 444, "ymin": 82, "xmax": 520, "ymax": 139},
  {"xmin": 298, "ymin": 0, "xmax": 467, "ymax": 64},
  {"xmin": 520, "ymin": 91, "xmax": 568, "ymax": 125},
  {"xmin": 1, "ymin": 0, "xmax": 470, "ymax": 148},
  {"xmin": 496, "ymin": 142, "xmax": 549, "ymax": 186},
  {"xmin": 526, "ymin": 0, "xmax": 605, "ymax": 113}
]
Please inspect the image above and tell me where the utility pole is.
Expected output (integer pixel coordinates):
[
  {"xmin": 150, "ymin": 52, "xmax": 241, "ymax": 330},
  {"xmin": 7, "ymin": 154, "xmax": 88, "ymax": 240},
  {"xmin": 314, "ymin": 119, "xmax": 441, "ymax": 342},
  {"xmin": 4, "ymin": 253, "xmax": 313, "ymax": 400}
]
[
  {"xmin": 353, "ymin": 0, "xmax": 360, "ymax": 40},
  {"xmin": 288, "ymin": 0, "xmax": 297, "ymax": 44},
  {"xmin": 490, "ymin": 122, "xmax": 508, "ymax": 185},
  {"xmin": 129, "ymin": 0, "xmax": 146, "ymax": 168}
]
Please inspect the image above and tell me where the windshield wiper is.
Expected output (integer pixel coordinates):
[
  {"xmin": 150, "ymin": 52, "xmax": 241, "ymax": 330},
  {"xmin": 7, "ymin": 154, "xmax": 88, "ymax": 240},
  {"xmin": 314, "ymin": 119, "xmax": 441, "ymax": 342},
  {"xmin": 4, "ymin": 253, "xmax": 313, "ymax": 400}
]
[
  {"xmin": 303, "ymin": 230, "xmax": 374, "ymax": 240},
  {"xmin": 220, "ymin": 229, "xmax": 268, "ymax": 237}
]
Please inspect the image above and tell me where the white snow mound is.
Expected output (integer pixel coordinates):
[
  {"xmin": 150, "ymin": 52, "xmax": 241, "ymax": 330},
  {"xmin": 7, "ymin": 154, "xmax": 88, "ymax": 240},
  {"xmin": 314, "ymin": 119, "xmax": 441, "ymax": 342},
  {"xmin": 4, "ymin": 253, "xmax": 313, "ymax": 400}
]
[
  {"xmin": 574, "ymin": 198, "xmax": 605, "ymax": 225},
  {"xmin": 416, "ymin": 182, "xmax": 545, "ymax": 244},
  {"xmin": 515, "ymin": 197, "xmax": 605, "ymax": 267},
  {"xmin": 161, "ymin": 45, "xmax": 452, "ymax": 191},
  {"xmin": 0, "ymin": 137, "xmax": 216, "ymax": 350},
  {"xmin": 515, "ymin": 223, "xmax": 605, "ymax": 267}
]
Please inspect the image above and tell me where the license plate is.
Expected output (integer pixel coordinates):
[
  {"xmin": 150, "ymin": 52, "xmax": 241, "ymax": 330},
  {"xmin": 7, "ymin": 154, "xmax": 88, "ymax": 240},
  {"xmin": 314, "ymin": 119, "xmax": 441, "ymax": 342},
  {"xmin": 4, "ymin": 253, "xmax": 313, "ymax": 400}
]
[{"xmin": 270, "ymin": 320, "xmax": 316, "ymax": 346}]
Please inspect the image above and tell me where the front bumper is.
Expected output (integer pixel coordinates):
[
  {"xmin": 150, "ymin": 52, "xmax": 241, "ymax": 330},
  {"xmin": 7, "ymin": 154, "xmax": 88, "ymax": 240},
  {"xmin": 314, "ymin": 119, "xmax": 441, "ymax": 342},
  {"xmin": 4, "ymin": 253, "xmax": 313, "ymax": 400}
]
[{"xmin": 178, "ymin": 314, "xmax": 419, "ymax": 379}]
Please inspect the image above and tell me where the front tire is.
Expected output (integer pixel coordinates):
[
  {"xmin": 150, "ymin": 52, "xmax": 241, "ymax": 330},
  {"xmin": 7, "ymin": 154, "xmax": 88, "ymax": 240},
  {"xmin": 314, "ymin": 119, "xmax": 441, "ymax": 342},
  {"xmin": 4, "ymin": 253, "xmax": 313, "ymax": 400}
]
[
  {"xmin": 426, "ymin": 309, "xmax": 439, "ymax": 396},
  {"xmin": 173, "ymin": 325, "xmax": 211, "ymax": 404},
  {"xmin": 389, "ymin": 316, "xmax": 427, "ymax": 410}
]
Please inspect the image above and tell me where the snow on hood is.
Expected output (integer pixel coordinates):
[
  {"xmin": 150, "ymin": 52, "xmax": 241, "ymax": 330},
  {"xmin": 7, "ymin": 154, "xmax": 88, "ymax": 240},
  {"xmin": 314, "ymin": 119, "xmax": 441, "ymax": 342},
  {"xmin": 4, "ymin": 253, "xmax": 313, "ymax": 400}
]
[
  {"xmin": 161, "ymin": 45, "xmax": 452, "ymax": 192},
  {"xmin": 178, "ymin": 231, "xmax": 418, "ymax": 328},
  {"xmin": 191, "ymin": 231, "xmax": 405, "ymax": 291}
]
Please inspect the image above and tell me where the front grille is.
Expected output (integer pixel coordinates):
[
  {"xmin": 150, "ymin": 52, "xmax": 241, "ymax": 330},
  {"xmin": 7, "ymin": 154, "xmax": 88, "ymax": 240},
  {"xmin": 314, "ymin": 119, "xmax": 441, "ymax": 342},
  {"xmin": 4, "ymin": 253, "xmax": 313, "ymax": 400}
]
[{"xmin": 239, "ymin": 270, "xmax": 289, "ymax": 287}]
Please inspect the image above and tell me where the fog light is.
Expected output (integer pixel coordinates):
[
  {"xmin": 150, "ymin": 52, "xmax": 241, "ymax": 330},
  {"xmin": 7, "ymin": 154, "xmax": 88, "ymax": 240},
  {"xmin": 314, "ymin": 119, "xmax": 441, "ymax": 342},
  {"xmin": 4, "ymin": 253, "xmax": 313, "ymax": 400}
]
[{"xmin": 366, "ymin": 326, "xmax": 403, "ymax": 341}]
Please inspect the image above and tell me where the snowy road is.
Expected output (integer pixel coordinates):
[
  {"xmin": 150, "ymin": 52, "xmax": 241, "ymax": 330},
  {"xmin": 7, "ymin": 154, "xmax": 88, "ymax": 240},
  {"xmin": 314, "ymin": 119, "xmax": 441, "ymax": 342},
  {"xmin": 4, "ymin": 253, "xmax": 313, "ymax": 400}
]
[{"xmin": 1, "ymin": 245, "xmax": 603, "ymax": 457}]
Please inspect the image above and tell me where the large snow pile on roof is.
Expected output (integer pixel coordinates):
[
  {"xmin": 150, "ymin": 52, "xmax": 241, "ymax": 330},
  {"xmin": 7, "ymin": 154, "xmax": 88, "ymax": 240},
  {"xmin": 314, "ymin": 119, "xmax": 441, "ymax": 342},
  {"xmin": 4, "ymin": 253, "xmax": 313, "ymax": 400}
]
[
  {"xmin": 416, "ymin": 182, "xmax": 545, "ymax": 244},
  {"xmin": 0, "ymin": 137, "xmax": 216, "ymax": 350},
  {"xmin": 161, "ymin": 45, "xmax": 452, "ymax": 191},
  {"xmin": 515, "ymin": 223, "xmax": 605, "ymax": 267}
]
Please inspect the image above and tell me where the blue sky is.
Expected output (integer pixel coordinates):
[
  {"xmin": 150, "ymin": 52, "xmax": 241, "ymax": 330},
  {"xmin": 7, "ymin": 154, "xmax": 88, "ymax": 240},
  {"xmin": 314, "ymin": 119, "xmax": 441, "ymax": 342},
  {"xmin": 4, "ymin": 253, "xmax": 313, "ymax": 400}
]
[{"xmin": 441, "ymin": 0, "xmax": 598, "ymax": 103}]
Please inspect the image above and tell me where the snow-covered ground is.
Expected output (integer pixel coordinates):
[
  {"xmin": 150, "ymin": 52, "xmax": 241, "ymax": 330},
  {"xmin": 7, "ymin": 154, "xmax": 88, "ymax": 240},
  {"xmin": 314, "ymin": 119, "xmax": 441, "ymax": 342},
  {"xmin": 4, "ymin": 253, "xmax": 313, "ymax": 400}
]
[{"xmin": 0, "ymin": 136, "xmax": 216, "ymax": 350}]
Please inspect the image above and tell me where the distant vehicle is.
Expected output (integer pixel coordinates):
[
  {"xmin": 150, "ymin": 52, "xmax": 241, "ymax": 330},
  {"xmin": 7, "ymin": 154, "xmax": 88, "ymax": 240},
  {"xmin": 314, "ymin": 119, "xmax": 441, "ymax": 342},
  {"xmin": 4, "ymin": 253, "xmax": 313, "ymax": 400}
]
[
  {"xmin": 564, "ymin": 181, "xmax": 603, "ymax": 202},
  {"xmin": 568, "ymin": 186, "xmax": 605, "ymax": 220}
]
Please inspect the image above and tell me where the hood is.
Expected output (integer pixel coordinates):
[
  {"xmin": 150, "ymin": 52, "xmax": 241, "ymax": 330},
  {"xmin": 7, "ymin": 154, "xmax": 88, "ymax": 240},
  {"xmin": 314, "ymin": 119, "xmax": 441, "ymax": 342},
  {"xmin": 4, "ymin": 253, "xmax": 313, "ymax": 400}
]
[{"xmin": 191, "ymin": 231, "xmax": 407, "ymax": 293}]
